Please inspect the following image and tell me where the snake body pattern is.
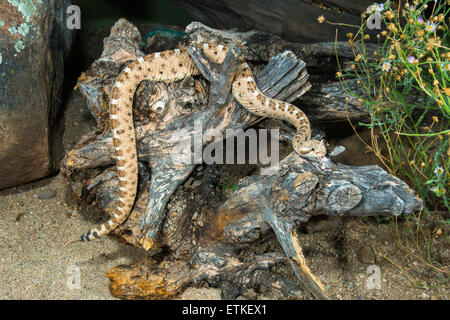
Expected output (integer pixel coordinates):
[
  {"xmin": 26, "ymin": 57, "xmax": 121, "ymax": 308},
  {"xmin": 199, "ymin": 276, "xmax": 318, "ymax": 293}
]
[{"xmin": 79, "ymin": 43, "xmax": 325, "ymax": 243}]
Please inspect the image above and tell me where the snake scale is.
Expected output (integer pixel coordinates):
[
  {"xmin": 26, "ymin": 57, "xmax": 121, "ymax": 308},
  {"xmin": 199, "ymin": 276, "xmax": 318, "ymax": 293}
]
[{"xmin": 78, "ymin": 43, "xmax": 326, "ymax": 244}]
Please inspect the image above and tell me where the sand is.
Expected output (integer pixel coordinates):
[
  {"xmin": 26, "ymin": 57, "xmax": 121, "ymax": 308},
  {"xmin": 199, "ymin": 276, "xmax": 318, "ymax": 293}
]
[{"xmin": 0, "ymin": 173, "xmax": 147, "ymax": 299}]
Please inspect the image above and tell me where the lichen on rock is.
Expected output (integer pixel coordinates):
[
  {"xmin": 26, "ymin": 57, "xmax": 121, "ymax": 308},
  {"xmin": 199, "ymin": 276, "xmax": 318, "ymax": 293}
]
[{"xmin": 7, "ymin": 0, "xmax": 42, "ymax": 23}]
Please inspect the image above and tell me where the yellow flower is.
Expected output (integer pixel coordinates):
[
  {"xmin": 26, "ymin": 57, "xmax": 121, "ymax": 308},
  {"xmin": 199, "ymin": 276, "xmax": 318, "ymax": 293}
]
[
  {"xmin": 317, "ymin": 15, "xmax": 325, "ymax": 23},
  {"xmin": 442, "ymin": 88, "xmax": 450, "ymax": 96}
]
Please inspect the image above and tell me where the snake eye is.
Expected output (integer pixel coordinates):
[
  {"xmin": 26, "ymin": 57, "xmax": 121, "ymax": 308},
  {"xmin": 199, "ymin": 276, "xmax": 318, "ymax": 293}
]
[{"xmin": 152, "ymin": 101, "xmax": 166, "ymax": 114}]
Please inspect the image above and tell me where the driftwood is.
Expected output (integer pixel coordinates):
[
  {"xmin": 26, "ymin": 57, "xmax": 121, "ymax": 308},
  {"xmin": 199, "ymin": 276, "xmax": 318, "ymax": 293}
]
[{"xmin": 61, "ymin": 20, "xmax": 422, "ymax": 300}]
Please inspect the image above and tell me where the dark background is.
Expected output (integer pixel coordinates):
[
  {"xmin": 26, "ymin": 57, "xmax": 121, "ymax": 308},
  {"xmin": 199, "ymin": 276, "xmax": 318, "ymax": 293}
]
[{"xmin": 71, "ymin": 0, "xmax": 191, "ymax": 27}]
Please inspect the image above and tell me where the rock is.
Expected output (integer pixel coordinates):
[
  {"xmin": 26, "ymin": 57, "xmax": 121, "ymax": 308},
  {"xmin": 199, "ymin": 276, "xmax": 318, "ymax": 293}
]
[
  {"xmin": 0, "ymin": 0, "xmax": 74, "ymax": 190},
  {"xmin": 36, "ymin": 189, "xmax": 57, "ymax": 200},
  {"xmin": 357, "ymin": 244, "xmax": 376, "ymax": 264}
]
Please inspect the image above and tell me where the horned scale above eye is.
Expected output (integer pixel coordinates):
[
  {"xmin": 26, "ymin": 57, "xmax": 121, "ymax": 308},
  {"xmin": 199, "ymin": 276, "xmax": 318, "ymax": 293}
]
[{"xmin": 77, "ymin": 42, "xmax": 322, "ymax": 246}]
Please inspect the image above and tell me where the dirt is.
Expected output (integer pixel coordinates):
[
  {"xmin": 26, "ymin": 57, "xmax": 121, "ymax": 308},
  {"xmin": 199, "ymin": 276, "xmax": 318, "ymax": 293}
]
[{"xmin": 0, "ymin": 24, "xmax": 448, "ymax": 300}]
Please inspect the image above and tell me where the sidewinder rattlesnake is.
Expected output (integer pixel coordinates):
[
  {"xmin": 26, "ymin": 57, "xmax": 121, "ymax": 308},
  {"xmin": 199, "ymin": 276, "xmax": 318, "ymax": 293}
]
[{"xmin": 78, "ymin": 43, "xmax": 326, "ymax": 246}]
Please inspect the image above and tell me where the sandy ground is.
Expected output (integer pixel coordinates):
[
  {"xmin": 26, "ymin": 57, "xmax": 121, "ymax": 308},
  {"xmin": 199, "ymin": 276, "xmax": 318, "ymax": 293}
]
[{"xmin": 0, "ymin": 174, "xmax": 144, "ymax": 299}]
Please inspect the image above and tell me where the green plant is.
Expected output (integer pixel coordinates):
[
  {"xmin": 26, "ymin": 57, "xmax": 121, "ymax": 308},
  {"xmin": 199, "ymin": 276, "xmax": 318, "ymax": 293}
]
[
  {"xmin": 322, "ymin": 0, "xmax": 449, "ymax": 213},
  {"xmin": 317, "ymin": 1, "xmax": 449, "ymax": 275}
]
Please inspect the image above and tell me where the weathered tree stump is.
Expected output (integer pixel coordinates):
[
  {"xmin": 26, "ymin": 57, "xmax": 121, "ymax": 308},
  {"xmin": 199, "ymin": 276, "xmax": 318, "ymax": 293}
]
[{"xmin": 61, "ymin": 20, "xmax": 422, "ymax": 300}]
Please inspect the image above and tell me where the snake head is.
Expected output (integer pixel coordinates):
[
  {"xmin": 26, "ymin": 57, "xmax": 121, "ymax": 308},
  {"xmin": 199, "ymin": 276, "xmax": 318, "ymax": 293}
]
[{"xmin": 293, "ymin": 138, "xmax": 327, "ymax": 157}]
